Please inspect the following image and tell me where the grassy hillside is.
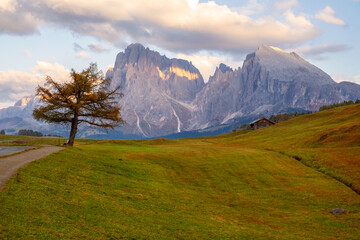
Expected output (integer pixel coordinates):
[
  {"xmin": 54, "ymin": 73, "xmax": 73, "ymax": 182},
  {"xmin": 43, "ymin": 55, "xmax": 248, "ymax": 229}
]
[
  {"xmin": 227, "ymin": 103, "xmax": 360, "ymax": 148},
  {"xmin": 0, "ymin": 104, "xmax": 359, "ymax": 239},
  {"xmin": 219, "ymin": 103, "xmax": 360, "ymax": 194}
]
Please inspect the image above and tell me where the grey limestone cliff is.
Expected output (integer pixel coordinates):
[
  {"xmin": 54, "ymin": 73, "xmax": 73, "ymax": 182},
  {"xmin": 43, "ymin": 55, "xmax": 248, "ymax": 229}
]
[
  {"xmin": 192, "ymin": 45, "xmax": 360, "ymax": 128},
  {"xmin": 105, "ymin": 43, "xmax": 205, "ymax": 137}
]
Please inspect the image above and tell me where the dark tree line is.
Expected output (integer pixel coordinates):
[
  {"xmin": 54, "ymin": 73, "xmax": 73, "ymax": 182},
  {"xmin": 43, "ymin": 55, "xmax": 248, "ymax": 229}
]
[
  {"xmin": 269, "ymin": 112, "xmax": 310, "ymax": 123},
  {"xmin": 18, "ymin": 129, "xmax": 43, "ymax": 137},
  {"xmin": 319, "ymin": 100, "xmax": 360, "ymax": 111}
]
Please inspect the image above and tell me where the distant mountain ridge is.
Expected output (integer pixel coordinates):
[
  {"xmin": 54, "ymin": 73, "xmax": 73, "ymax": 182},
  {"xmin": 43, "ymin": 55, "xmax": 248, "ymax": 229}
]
[
  {"xmin": 0, "ymin": 43, "xmax": 359, "ymax": 138},
  {"xmin": 191, "ymin": 44, "xmax": 359, "ymax": 130}
]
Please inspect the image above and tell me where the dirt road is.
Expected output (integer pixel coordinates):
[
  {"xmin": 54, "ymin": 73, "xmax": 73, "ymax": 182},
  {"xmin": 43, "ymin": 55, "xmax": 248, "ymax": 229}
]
[
  {"xmin": 0, "ymin": 146, "xmax": 63, "ymax": 191},
  {"xmin": 0, "ymin": 146, "xmax": 35, "ymax": 156}
]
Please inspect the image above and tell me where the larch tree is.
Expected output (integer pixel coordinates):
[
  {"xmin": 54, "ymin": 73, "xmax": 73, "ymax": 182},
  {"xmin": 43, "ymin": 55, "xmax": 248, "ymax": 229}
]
[{"xmin": 33, "ymin": 63, "xmax": 125, "ymax": 146}]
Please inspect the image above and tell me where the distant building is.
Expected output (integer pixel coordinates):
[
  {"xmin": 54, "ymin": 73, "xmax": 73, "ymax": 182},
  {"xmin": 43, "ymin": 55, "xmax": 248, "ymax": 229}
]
[{"xmin": 250, "ymin": 118, "xmax": 275, "ymax": 130}]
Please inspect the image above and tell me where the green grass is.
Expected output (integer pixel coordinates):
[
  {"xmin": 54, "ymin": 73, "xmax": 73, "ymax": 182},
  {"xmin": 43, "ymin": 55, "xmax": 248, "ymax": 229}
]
[
  {"xmin": 0, "ymin": 134, "xmax": 68, "ymax": 147},
  {"xmin": 218, "ymin": 104, "xmax": 360, "ymax": 194},
  {"xmin": 0, "ymin": 104, "xmax": 360, "ymax": 239}
]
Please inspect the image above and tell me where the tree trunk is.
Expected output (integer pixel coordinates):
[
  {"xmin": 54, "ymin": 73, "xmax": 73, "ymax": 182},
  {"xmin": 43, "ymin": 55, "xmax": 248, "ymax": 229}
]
[{"xmin": 67, "ymin": 113, "xmax": 78, "ymax": 146}]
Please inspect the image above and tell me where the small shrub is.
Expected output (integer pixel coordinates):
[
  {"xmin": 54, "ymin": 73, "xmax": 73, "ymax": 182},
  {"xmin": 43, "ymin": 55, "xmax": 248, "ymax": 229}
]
[{"xmin": 269, "ymin": 112, "xmax": 310, "ymax": 123}]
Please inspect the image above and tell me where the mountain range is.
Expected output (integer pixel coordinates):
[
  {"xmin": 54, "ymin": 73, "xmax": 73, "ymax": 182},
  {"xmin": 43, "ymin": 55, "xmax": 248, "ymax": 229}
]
[{"xmin": 1, "ymin": 43, "xmax": 359, "ymax": 138}]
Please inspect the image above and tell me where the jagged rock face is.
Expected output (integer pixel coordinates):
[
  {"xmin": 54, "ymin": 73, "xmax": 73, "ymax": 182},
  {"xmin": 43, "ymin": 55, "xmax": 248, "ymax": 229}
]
[
  {"xmin": 108, "ymin": 43, "xmax": 204, "ymax": 102},
  {"xmin": 192, "ymin": 65, "xmax": 243, "ymax": 129},
  {"xmin": 193, "ymin": 45, "xmax": 360, "ymax": 127},
  {"xmin": 0, "ymin": 96, "xmax": 53, "ymax": 135},
  {"xmin": 106, "ymin": 43, "xmax": 205, "ymax": 137},
  {"xmin": 251, "ymin": 45, "xmax": 334, "ymax": 85},
  {"xmin": 238, "ymin": 45, "xmax": 353, "ymax": 113},
  {"xmin": 0, "ymin": 43, "xmax": 359, "ymax": 138},
  {"xmin": 0, "ymin": 96, "xmax": 38, "ymax": 119}
]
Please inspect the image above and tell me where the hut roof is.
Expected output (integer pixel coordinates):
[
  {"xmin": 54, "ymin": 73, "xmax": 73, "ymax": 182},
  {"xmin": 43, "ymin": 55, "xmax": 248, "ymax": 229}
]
[{"xmin": 250, "ymin": 118, "xmax": 275, "ymax": 125}]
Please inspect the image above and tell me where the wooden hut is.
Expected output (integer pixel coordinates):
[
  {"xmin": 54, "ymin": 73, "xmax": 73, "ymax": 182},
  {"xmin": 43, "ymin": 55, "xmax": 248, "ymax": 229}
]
[{"xmin": 250, "ymin": 118, "xmax": 275, "ymax": 130}]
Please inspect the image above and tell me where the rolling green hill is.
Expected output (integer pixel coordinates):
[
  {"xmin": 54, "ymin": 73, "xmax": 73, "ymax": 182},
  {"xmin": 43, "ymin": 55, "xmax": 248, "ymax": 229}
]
[
  {"xmin": 0, "ymin": 104, "xmax": 359, "ymax": 239},
  {"xmin": 220, "ymin": 103, "xmax": 360, "ymax": 194}
]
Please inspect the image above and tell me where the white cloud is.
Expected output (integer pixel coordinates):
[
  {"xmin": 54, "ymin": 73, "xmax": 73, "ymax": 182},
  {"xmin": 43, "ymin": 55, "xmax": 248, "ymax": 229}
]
[
  {"xmin": 0, "ymin": 0, "xmax": 319, "ymax": 54},
  {"xmin": 187, "ymin": 0, "xmax": 199, "ymax": 10},
  {"xmin": 236, "ymin": 0, "xmax": 265, "ymax": 15},
  {"xmin": 75, "ymin": 51, "xmax": 90, "ymax": 59},
  {"xmin": 315, "ymin": 6, "xmax": 346, "ymax": 26},
  {"xmin": 273, "ymin": 0, "xmax": 298, "ymax": 13},
  {"xmin": 285, "ymin": 10, "xmax": 313, "ymax": 29},
  {"xmin": 0, "ymin": 61, "xmax": 69, "ymax": 107},
  {"xmin": 176, "ymin": 54, "xmax": 239, "ymax": 82},
  {"xmin": 30, "ymin": 61, "xmax": 69, "ymax": 82},
  {"xmin": 0, "ymin": 0, "xmax": 17, "ymax": 12},
  {"xmin": 331, "ymin": 73, "xmax": 360, "ymax": 84},
  {"xmin": 0, "ymin": 101, "xmax": 15, "ymax": 109},
  {"xmin": 293, "ymin": 44, "xmax": 350, "ymax": 60}
]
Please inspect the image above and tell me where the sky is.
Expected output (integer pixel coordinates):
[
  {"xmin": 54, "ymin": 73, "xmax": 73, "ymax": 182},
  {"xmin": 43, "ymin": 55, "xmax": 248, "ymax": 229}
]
[{"xmin": 0, "ymin": 0, "xmax": 359, "ymax": 108}]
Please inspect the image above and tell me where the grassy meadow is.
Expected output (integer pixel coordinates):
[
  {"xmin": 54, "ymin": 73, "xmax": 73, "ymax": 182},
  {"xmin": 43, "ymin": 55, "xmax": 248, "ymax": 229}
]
[
  {"xmin": 0, "ymin": 104, "xmax": 359, "ymax": 239},
  {"xmin": 0, "ymin": 134, "xmax": 68, "ymax": 147}
]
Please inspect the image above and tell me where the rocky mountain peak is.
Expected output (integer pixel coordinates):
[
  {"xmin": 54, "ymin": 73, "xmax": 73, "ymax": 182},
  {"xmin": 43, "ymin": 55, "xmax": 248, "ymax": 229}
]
[
  {"xmin": 124, "ymin": 43, "xmax": 161, "ymax": 64},
  {"xmin": 211, "ymin": 63, "xmax": 234, "ymax": 78},
  {"xmin": 14, "ymin": 96, "xmax": 34, "ymax": 107},
  {"xmin": 219, "ymin": 63, "xmax": 233, "ymax": 73},
  {"xmin": 256, "ymin": 44, "xmax": 285, "ymax": 52},
  {"xmin": 126, "ymin": 42, "xmax": 146, "ymax": 51},
  {"xmin": 244, "ymin": 44, "xmax": 335, "ymax": 85},
  {"xmin": 113, "ymin": 43, "xmax": 163, "ymax": 70},
  {"xmin": 206, "ymin": 64, "xmax": 239, "ymax": 88},
  {"xmin": 254, "ymin": 44, "xmax": 294, "ymax": 61}
]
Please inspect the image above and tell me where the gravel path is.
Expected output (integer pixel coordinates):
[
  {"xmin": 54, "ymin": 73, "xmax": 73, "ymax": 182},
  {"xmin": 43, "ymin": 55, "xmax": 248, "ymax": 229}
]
[
  {"xmin": 0, "ymin": 146, "xmax": 35, "ymax": 157},
  {"xmin": 0, "ymin": 146, "xmax": 63, "ymax": 191}
]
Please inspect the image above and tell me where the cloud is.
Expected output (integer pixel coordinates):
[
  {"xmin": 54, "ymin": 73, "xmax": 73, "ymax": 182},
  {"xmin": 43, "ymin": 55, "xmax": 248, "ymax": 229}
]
[
  {"xmin": 30, "ymin": 61, "xmax": 69, "ymax": 81},
  {"xmin": 293, "ymin": 44, "xmax": 350, "ymax": 60},
  {"xmin": 331, "ymin": 73, "xmax": 360, "ymax": 84},
  {"xmin": 73, "ymin": 43, "xmax": 84, "ymax": 52},
  {"xmin": 0, "ymin": 0, "xmax": 39, "ymax": 35},
  {"xmin": 236, "ymin": 0, "xmax": 265, "ymax": 15},
  {"xmin": 285, "ymin": 10, "xmax": 313, "ymax": 29},
  {"xmin": 0, "ymin": 61, "xmax": 69, "ymax": 107},
  {"xmin": 88, "ymin": 43, "xmax": 107, "ymax": 53},
  {"xmin": 176, "ymin": 53, "xmax": 239, "ymax": 82},
  {"xmin": 0, "ymin": 101, "xmax": 15, "ymax": 109},
  {"xmin": 273, "ymin": 0, "xmax": 298, "ymax": 13},
  {"xmin": 0, "ymin": 0, "xmax": 17, "ymax": 12},
  {"xmin": 315, "ymin": 6, "xmax": 346, "ymax": 26},
  {"xmin": 75, "ymin": 51, "xmax": 90, "ymax": 59},
  {"xmin": 0, "ymin": 0, "xmax": 319, "ymax": 54}
]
